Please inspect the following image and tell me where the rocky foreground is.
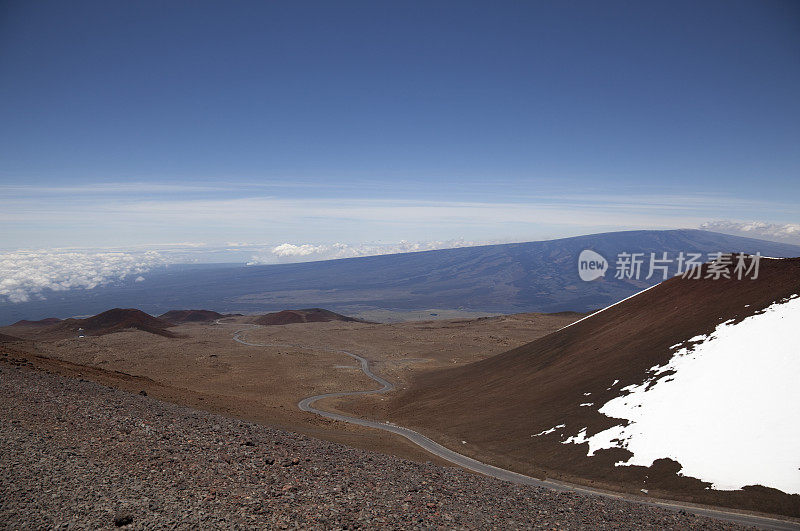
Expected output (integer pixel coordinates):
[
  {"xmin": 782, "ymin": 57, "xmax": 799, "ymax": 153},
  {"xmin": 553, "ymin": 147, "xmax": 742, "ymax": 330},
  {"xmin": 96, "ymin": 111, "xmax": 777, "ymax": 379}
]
[{"xmin": 0, "ymin": 365, "xmax": 747, "ymax": 530}]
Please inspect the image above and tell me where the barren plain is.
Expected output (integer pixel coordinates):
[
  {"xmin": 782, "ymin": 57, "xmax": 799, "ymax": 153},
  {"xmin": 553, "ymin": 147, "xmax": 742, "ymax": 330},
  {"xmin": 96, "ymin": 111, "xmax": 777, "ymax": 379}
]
[{"xmin": 2, "ymin": 312, "xmax": 580, "ymax": 463}]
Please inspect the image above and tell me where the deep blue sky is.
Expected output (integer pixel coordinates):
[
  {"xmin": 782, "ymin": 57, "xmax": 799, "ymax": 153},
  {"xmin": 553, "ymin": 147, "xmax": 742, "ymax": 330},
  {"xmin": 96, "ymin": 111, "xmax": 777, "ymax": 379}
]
[{"xmin": 0, "ymin": 0, "xmax": 798, "ymax": 252}]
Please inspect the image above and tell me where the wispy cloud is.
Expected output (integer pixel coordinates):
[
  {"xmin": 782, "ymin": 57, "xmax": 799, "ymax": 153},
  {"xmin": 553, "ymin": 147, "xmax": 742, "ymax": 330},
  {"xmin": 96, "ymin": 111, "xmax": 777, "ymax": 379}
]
[
  {"xmin": 0, "ymin": 183, "xmax": 229, "ymax": 195},
  {"xmin": 40, "ymin": 196, "xmax": 713, "ymax": 227},
  {"xmin": 0, "ymin": 180, "xmax": 347, "ymax": 196},
  {"xmin": 699, "ymin": 220, "xmax": 800, "ymax": 244},
  {"xmin": 1, "ymin": 180, "xmax": 797, "ymax": 251},
  {"xmin": 247, "ymin": 239, "xmax": 498, "ymax": 265},
  {"xmin": 0, "ymin": 250, "xmax": 164, "ymax": 303}
]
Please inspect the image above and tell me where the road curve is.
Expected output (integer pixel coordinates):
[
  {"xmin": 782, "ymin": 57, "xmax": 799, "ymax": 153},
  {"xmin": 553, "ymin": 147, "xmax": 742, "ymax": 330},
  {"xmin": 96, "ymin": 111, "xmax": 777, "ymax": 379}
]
[{"xmin": 222, "ymin": 321, "xmax": 799, "ymax": 530}]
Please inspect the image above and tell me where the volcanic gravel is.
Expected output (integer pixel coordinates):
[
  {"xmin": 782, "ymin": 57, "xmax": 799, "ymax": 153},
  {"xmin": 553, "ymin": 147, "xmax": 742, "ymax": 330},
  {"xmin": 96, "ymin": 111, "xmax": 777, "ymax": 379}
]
[{"xmin": 0, "ymin": 365, "xmax": 749, "ymax": 530}]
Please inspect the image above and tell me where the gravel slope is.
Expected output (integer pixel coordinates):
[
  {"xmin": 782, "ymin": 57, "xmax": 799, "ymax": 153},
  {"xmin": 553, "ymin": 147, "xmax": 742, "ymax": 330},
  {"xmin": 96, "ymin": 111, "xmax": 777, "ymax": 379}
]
[{"xmin": 0, "ymin": 365, "xmax": 750, "ymax": 529}]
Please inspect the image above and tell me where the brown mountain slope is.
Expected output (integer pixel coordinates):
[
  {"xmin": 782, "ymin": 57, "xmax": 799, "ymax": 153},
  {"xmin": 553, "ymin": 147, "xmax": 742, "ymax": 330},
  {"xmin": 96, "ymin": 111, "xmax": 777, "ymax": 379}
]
[
  {"xmin": 0, "ymin": 332, "xmax": 33, "ymax": 362},
  {"xmin": 50, "ymin": 309, "xmax": 177, "ymax": 338},
  {"xmin": 158, "ymin": 309, "xmax": 224, "ymax": 324},
  {"xmin": 0, "ymin": 332, "xmax": 26, "ymax": 343},
  {"xmin": 11, "ymin": 318, "xmax": 62, "ymax": 326},
  {"xmin": 390, "ymin": 257, "xmax": 800, "ymax": 516},
  {"xmin": 252, "ymin": 308, "xmax": 363, "ymax": 326}
]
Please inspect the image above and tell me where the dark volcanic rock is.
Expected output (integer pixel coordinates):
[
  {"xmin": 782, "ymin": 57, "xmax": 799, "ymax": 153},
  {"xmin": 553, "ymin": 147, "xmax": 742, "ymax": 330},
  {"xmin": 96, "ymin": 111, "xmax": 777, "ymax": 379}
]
[
  {"xmin": 0, "ymin": 364, "xmax": 751, "ymax": 530},
  {"xmin": 113, "ymin": 511, "xmax": 133, "ymax": 526}
]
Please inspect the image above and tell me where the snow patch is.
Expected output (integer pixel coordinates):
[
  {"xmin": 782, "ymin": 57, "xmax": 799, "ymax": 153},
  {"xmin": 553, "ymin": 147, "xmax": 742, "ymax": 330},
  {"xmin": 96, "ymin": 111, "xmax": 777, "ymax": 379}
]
[
  {"xmin": 532, "ymin": 423, "xmax": 565, "ymax": 437},
  {"xmin": 562, "ymin": 295, "xmax": 800, "ymax": 494},
  {"xmin": 562, "ymin": 428, "xmax": 588, "ymax": 445}
]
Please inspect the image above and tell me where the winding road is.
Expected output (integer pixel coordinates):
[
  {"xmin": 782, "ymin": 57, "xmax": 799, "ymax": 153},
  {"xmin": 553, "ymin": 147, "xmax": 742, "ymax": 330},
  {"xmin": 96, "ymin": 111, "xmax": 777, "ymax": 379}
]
[{"xmin": 221, "ymin": 321, "xmax": 799, "ymax": 530}]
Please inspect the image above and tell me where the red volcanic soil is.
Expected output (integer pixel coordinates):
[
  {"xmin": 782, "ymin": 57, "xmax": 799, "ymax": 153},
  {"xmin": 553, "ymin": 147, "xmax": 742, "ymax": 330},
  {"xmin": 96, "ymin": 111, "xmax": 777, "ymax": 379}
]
[
  {"xmin": 390, "ymin": 257, "xmax": 800, "ymax": 516},
  {"xmin": 11, "ymin": 318, "xmax": 62, "ymax": 327},
  {"xmin": 158, "ymin": 310, "xmax": 224, "ymax": 324},
  {"xmin": 52, "ymin": 309, "xmax": 177, "ymax": 338},
  {"xmin": 252, "ymin": 308, "xmax": 363, "ymax": 326}
]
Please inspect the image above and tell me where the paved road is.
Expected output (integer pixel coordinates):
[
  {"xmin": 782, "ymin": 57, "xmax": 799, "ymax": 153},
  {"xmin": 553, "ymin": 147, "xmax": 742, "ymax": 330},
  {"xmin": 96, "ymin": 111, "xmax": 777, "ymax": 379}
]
[{"xmin": 222, "ymin": 321, "xmax": 799, "ymax": 530}]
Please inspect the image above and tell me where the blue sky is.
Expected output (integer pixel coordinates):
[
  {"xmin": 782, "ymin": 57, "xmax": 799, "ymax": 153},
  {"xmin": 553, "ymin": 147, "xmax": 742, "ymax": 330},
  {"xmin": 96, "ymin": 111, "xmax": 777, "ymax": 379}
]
[{"xmin": 1, "ymin": 0, "xmax": 798, "ymax": 257}]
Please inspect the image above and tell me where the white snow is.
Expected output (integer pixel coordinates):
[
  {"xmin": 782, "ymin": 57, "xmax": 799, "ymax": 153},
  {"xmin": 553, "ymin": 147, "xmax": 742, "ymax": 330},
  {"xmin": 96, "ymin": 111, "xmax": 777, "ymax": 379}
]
[
  {"xmin": 562, "ymin": 428, "xmax": 588, "ymax": 445},
  {"xmin": 562, "ymin": 295, "xmax": 800, "ymax": 494},
  {"xmin": 533, "ymin": 423, "xmax": 565, "ymax": 437},
  {"xmin": 579, "ymin": 402, "xmax": 594, "ymax": 407}
]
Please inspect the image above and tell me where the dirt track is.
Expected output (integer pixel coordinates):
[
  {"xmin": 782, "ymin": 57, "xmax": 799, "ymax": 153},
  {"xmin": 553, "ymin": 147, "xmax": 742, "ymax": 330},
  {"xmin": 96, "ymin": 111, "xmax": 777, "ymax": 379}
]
[
  {"xmin": 1, "ymin": 312, "xmax": 579, "ymax": 465},
  {"xmin": 229, "ymin": 324, "xmax": 800, "ymax": 530}
]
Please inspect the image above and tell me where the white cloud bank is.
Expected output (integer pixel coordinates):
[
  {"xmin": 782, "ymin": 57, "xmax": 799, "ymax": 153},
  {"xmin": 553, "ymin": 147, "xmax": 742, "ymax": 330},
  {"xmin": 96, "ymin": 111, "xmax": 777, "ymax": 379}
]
[
  {"xmin": 700, "ymin": 221, "xmax": 800, "ymax": 245},
  {"xmin": 0, "ymin": 251, "xmax": 164, "ymax": 303},
  {"xmin": 247, "ymin": 239, "xmax": 496, "ymax": 265}
]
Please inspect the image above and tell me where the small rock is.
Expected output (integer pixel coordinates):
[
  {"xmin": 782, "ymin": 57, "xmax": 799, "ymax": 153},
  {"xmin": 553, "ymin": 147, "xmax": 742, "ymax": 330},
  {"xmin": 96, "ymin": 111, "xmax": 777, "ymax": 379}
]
[
  {"xmin": 113, "ymin": 512, "xmax": 133, "ymax": 527},
  {"xmin": 149, "ymin": 497, "xmax": 163, "ymax": 512}
]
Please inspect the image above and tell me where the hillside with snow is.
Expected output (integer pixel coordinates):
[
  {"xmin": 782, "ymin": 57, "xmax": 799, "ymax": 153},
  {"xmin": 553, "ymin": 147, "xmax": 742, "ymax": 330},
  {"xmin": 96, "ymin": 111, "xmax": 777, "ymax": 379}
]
[
  {"xmin": 391, "ymin": 256, "xmax": 800, "ymax": 516},
  {"xmin": 561, "ymin": 292, "xmax": 800, "ymax": 495}
]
